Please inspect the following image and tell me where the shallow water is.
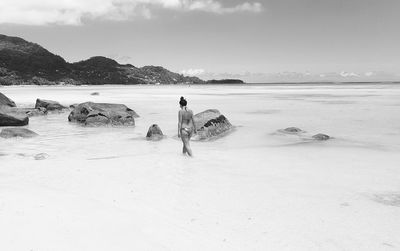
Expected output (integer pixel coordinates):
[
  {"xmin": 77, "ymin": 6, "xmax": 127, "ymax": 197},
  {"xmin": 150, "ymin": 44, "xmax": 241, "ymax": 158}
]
[{"xmin": 1, "ymin": 84, "xmax": 400, "ymax": 250}]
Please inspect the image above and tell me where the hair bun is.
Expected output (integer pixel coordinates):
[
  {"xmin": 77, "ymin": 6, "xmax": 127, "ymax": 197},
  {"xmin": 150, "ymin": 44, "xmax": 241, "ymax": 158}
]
[{"xmin": 180, "ymin": 96, "xmax": 185, "ymax": 101}]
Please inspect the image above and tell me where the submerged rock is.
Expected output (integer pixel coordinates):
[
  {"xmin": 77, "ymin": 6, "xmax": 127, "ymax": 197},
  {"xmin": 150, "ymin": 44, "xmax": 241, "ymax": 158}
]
[
  {"xmin": 68, "ymin": 102, "xmax": 139, "ymax": 126},
  {"xmin": 146, "ymin": 124, "xmax": 164, "ymax": 140},
  {"xmin": 90, "ymin": 92, "xmax": 100, "ymax": 96},
  {"xmin": 34, "ymin": 153, "xmax": 49, "ymax": 160},
  {"xmin": 279, "ymin": 127, "xmax": 304, "ymax": 134},
  {"xmin": 0, "ymin": 108, "xmax": 29, "ymax": 126},
  {"xmin": 312, "ymin": 133, "xmax": 330, "ymax": 141},
  {"xmin": 0, "ymin": 128, "xmax": 38, "ymax": 138},
  {"xmin": 16, "ymin": 107, "xmax": 47, "ymax": 117},
  {"xmin": 0, "ymin": 107, "xmax": 47, "ymax": 117},
  {"xmin": 193, "ymin": 109, "xmax": 232, "ymax": 140},
  {"xmin": 35, "ymin": 98, "xmax": 66, "ymax": 111},
  {"xmin": 0, "ymin": 92, "xmax": 16, "ymax": 107},
  {"xmin": 26, "ymin": 107, "xmax": 48, "ymax": 117}
]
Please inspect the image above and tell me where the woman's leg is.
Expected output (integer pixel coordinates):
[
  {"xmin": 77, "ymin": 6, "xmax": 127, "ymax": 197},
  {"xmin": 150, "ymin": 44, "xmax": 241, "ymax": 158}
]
[
  {"xmin": 181, "ymin": 131, "xmax": 193, "ymax": 157},
  {"xmin": 183, "ymin": 136, "xmax": 193, "ymax": 157},
  {"xmin": 181, "ymin": 130, "xmax": 187, "ymax": 154}
]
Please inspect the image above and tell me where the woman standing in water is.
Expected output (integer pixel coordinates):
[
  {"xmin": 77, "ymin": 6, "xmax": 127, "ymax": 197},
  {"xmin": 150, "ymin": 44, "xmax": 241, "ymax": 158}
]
[{"xmin": 178, "ymin": 97, "xmax": 197, "ymax": 157}]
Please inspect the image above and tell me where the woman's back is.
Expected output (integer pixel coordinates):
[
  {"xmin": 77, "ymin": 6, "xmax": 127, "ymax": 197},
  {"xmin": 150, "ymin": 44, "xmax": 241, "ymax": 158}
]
[{"xmin": 180, "ymin": 109, "xmax": 193, "ymax": 126}]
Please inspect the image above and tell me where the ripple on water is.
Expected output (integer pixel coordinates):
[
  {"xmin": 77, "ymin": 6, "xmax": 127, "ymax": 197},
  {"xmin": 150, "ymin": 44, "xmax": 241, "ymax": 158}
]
[
  {"xmin": 246, "ymin": 109, "xmax": 280, "ymax": 115},
  {"xmin": 372, "ymin": 193, "xmax": 400, "ymax": 207}
]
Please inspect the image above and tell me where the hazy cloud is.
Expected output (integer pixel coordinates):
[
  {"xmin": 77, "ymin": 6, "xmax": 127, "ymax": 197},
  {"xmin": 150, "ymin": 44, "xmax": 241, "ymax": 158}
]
[
  {"xmin": 0, "ymin": 0, "xmax": 263, "ymax": 25},
  {"xmin": 181, "ymin": 68, "xmax": 205, "ymax": 76}
]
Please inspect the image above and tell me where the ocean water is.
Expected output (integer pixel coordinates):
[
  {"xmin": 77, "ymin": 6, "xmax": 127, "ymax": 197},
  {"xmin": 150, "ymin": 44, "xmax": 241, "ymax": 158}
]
[{"xmin": 1, "ymin": 84, "xmax": 400, "ymax": 250}]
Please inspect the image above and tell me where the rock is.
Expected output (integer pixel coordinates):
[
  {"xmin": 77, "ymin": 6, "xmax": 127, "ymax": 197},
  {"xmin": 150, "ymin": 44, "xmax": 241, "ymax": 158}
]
[
  {"xmin": 0, "ymin": 109, "xmax": 29, "ymax": 126},
  {"xmin": 34, "ymin": 153, "xmax": 49, "ymax": 160},
  {"xmin": 0, "ymin": 92, "xmax": 16, "ymax": 107},
  {"xmin": 146, "ymin": 124, "xmax": 164, "ymax": 140},
  {"xmin": 69, "ymin": 104, "xmax": 79, "ymax": 109},
  {"xmin": 0, "ymin": 107, "xmax": 47, "ymax": 117},
  {"xmin": 280, "ymin": 127, "xmax": 304, "ymax": 134},
  {"xmin": 90, "ymin": 92, "xmax": 100, "ymax": 96},
  {"xmin": 35, "ymin": 98, "xmax": 66, "ymax": 111},
  {"xmin": 0, "ymin": 128, "xmax": 38, "ymax": 138},
  {"xmin": 312, "ymin": 133, "xmax": 330, "ymax": 141},
  {"xmin": 68, "ymin": 102, "xmax": 139, "ymax": 126},
  {"xmin": 13, "ymin": 107, "xmax": 47, "ymax": 117},
  {"xmin": 24, "ymin": 107, "xmax": 48, "ymax": 117},
  {"xmin": 193, "ymin": 109, "xmax": 233, "ymax": 140}
]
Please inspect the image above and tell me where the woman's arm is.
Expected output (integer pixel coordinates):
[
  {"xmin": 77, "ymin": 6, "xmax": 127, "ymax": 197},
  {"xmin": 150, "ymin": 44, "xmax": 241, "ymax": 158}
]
[
  {"xmin": 191, "ymin": 112, "xmax": 197, "ymax": 134},
  {"xmin": 178, "ymin": 110, "xmax": 182, "ymax": 137}
]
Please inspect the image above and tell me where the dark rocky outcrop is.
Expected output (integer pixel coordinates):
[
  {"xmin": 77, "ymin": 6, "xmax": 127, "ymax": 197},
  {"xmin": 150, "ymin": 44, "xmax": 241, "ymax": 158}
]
[
  {"xmin": 0, "ymin": 92, "xmax": 16, "ymax": 107},
  {"xmin": 68, "ymin": 102, "xmax": 139, "ymax": 126},
  {"xmin": 0, "ymin": 34, "xmax": 204, "ymax": 85},
  {"xmin": 0, "ymin": 127, "xmax": 38, "ymax": 138},
  {"xmin": 206, "ymin": 79, "xmax": 244, "ymax": 84},
  {"xmin": 193, "ymin": 109, "xmax": 233, "ymax": 140},
  {"xmin": 0, "ymin": 108, "xmax": 29, "ymax": 126},
  {"xmin": 146, "ymin": 124, "xmax": 164, "ymax": 140},
  {"xmin": 35, "ymin": 98, "xmax": 66, "ymax": 111},
  {"xmin": 312, "ymin": 133, "xmax": 330, "ymax": 141}
]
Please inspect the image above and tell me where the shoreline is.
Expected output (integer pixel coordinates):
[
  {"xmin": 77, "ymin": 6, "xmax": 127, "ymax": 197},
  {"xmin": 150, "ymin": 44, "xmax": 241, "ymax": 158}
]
[{"xmin": 1, "ymin": 81, "xmax": 400, "ymax": 88}]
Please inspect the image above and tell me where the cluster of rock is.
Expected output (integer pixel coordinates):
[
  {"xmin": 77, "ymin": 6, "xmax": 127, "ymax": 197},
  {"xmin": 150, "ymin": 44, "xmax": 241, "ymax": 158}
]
[
  {"xmin": 0, "ymin": 92, "xmax": 68, "ymax": 128},
  {"xmin": 278, "ymin": 127, "xmax": 331, "ymax": 141},
  {"xmin": 2, "ymin": 91, "xmax": 237, "ymax": 143}
]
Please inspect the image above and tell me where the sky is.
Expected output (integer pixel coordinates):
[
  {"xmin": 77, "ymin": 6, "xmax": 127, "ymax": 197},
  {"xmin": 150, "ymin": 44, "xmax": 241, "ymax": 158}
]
[{"xmin": 0, "ymin": 0, "xmax": 400, "ymax": 82}]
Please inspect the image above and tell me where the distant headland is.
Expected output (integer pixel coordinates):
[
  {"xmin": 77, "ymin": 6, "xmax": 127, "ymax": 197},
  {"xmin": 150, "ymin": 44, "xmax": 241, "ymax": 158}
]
[
  {"xmin": 206, "ymin": 79, "xmax": 245, "ymax": 84},
  {"xmin": 0, "ymin": 34, "xmax": 204, "ymax": 85}
]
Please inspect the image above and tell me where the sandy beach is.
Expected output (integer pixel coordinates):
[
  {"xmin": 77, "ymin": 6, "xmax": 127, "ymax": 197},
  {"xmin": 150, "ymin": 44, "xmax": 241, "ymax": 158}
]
[{"xmin": 1, "ymin": 83, "xmax": 400, "ymax": 250}]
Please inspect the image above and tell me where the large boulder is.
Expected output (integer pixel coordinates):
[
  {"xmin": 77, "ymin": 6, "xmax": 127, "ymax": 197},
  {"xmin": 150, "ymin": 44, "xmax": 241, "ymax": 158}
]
[
  {"xmin": 35, "ymin": 98, "xmax": 66, "ymax": 111},
  {"xmin": 68, "ymin": 102, "xmax": 139, "ymax": 126},
  {"xmin": 0, "ymin": 109, "xmax": 29, "ymax": 126},
  {"xmin": 193, "ymin": 109, "xmax": 232, "ymax": 140},
  {"xmin": 0, "ymin": 92, "xmax": 16, "ymax": 107},
  {"xmin": 0, "ymin": 128, "xmax": 38, "ymax": 138},
  {"xmin": 146, "ymin": 124, "xmax": 164, "ymax": 140}
]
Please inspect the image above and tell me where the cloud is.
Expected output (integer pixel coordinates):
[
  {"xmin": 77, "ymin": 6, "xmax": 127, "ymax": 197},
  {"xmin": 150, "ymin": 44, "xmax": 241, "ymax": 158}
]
[
  {"xmin": 340, "ymin": 71, "xmax": 360, "ymax": 77},
  {"xmin": 0, "ymin": 0, "xmax": 263, "ymax": 25},
  {"xmin": 185, "ymin": 1, "xmax": 262, "ymax": 14},
  {"xmin": 364, "ymin": 71, "xmax": 376, "ymax": 77},
  {"xmin": 181, "ymin": 68, "xmax": 205, "ymax": 76}
]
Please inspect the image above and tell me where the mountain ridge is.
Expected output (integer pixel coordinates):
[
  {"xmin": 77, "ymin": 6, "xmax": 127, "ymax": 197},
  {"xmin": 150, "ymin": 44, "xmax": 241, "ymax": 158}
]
[{"xmin": 0, "ymin": 34, "xmax": 204, "ymax": 85}]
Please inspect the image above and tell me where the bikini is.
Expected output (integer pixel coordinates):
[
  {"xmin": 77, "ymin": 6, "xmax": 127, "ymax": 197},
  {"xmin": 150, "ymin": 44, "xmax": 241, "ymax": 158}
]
[{"xmin": 181, "ymin": 127, "xmax": 192, "ymax": 134}]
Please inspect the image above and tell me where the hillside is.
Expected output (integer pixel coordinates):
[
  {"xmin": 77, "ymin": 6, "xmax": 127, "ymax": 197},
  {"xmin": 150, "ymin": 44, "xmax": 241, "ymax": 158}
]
[{"xmin": 0, "ymin": 34, "xmax": 204, "ymax": 85}]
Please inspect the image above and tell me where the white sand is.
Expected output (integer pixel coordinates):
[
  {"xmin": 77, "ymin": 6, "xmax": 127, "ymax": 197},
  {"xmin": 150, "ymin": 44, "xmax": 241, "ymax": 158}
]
[{"xmin": 1, "ymin": 84, "xmax": 400, "ymax": 250}]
